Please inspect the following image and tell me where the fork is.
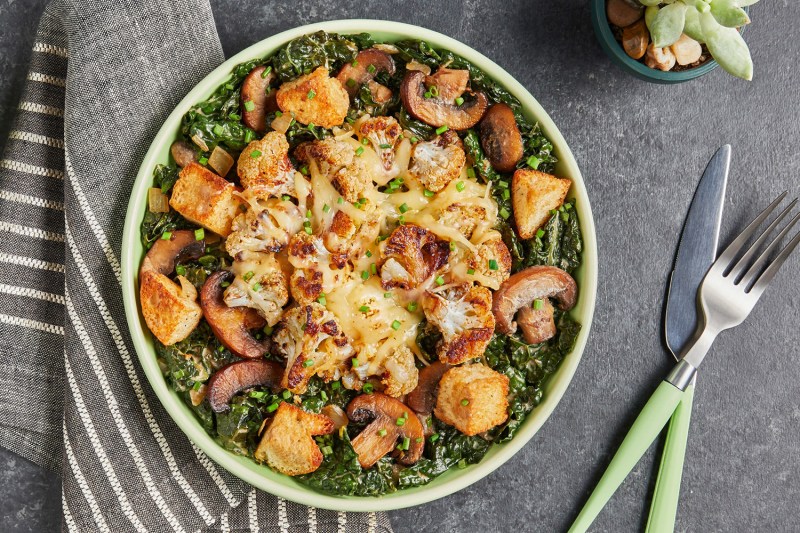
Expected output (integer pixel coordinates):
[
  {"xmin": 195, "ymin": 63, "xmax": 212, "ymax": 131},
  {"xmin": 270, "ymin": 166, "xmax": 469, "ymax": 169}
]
[{"xmin": 569, "ymin": 193, "xmax": 800, "ymax": 533}]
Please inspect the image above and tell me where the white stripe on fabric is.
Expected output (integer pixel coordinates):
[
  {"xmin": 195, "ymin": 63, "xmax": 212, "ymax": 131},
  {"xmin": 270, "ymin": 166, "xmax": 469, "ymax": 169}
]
[
  {"xmin": 18, "ymin": 101, "xmax": 64, "ymax": 117},
  {"xmin": 0, "ymin": 313, "xmax": 63, "ymax": 335},
  {"xmin": 61, "ymin": 489, "xmax": 79, "ymax": 533},
  {"xmin": 0, "ymin": 159, "xmax": 64, "ymax": 179},
  {"xmin": 0, "ymin": 220, "xmax": 64, "ymax": 241},
  {"xmin": 64, "ymin": 289, "xmax": 187, "ymax": 533},
  {"xmin": 0, "ymin": 252, "xmax": 64, "ymax": 273},
  {"xmin": 190, "ymin": 443, "xmax": 239, "ymax": 506},
  {"xmin": 63, "ymin": 356, "xmax": 147, "ymax": 531},
  {"xmin": 277, "ymin": 498, "xmax": 289, "ymax": 533},
  {"xmin": 0, "ymin": 283, "xmax": 64, "ymax": 305},
  {"xmin": 307, "ymin": 507, "xmax": 318, "ymax": 533},
  {"xmin": 219, "ymin": 512, "xmax": 230, "ymax": 533},
  {"xmin": 27, "ymin": 71, "xmax": 66, "ymax": 87},
  {"xmin": 33, "ymin": 42, "xmax": 68, "ymax": 58},
  {"xmin": 368, "ymin": 512, "xmax": 377, "ymax": 533},
  {"xmin": 0, "ymin": 189, "xmax": 64, "ymax": 210},
  {"xmin": 8, "ymin": 130, "xmax": 65, "ymax": 149},
  {"xmin": 64, "ymin": 425, "xmax": 112, "ymax": 533},
  {"xmin": 337, "ymin": 512, "xmax": 347, "ymax": 533},
  {"xmin": 65, "ymin": 151, "xmax": 120, "ymax": 280},
  {"xmin": 248, "ymin": 489, "xmax": 258, "ymax": 533},
  {"xmin": 65, "ymin": 222, "xmax": 215, "ymax": 526}
]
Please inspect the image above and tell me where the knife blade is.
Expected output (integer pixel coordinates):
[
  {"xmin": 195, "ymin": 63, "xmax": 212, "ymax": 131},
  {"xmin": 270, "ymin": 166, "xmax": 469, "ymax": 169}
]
[{"xmin": 665, "ymin": 145, "xmax": 730, "ymax": 356}]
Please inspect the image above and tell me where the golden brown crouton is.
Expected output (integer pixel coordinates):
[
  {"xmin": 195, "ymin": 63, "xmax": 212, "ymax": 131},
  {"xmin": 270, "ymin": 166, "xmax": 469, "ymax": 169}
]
[
  {"xmin": 467, "ymin": 235, "xmax": 512, "ymax": 289},
  {"xmin": 434, "ymin": 364, "xmax": 509, "ymax": 436},
  {"xmin": 169, "ymin": 162, "xmax": 242, "ymax": 237},
  {"xmin": 254, "ymin": 403, "xmax": 335, "ymax": 476},
  {"xmin": 237, "ymin": 132, "xmax": 296, "ymax": 198},
  {"xmin": 409, "ymin": 135, "xmax": 466, "ymax": 192},
  {"xmin": 275, "ymin": 67, "xmax": 349, "ymax": 128},
  {"xmin": 511, "ymin": 169, "xmax": 572, "ymax": 239},
  {"xmin": 139, "ymin": 270, "xmax": 202, "ymax": 346}
]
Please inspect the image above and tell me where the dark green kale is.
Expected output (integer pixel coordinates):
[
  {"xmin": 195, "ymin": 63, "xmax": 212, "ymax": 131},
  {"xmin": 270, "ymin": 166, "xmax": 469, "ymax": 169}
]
[
  {"xmin": 299, "ymin": 377, "xmax": 357, "ymax": 413},
  {"xmin": 215, "ymin": 391, "xmax": 281, "ymax": 456},
  {"xmin": 415, "ymin": 320, "xmax": 442, "ymax": 363},
  {"xmin": 140, "ymin": 163, "xmax": 193, "ymax": 249},
  {"xmin": 518, "ymin": 201, "xmax": 582, "ymax": 274},
  {"xmin": 271, "ymin": 31, "xmax": 372, "ymax": 83}
]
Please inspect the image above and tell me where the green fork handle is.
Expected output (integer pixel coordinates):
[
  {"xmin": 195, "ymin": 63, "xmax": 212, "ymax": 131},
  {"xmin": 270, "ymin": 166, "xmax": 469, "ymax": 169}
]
[
  {"xmin": 569, "ymin": 381, "xmax": 685, "ymax": 533},
  {"xmin": 645, "ymin": 380, "xmax": 696, "ymax": 533}
]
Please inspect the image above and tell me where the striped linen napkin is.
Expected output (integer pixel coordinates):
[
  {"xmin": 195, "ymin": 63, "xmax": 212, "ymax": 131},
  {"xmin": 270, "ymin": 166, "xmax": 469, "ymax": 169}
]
[{"xmin": 0, "ymin": 1, "xmax": 392, "ymax": 531}]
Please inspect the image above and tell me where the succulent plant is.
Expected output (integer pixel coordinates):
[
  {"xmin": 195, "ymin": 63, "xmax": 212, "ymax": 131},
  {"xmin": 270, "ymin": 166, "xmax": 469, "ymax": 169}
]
[{"xmin": 640, "ymin": 0, "xmax": 758, "ymax": 80}]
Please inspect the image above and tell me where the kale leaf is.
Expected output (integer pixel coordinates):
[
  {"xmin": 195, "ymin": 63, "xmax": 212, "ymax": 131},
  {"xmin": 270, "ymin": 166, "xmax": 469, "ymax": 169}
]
[{"xmin": 271, "ymin": 31, "xmax": 370, "ymax": 83}]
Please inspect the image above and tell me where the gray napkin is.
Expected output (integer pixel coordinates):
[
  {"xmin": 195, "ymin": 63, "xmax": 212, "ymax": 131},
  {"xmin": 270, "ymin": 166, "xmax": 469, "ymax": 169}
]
[{"xmin": 0, "ymin": 1, "xmax": 392, "ymax": 531}]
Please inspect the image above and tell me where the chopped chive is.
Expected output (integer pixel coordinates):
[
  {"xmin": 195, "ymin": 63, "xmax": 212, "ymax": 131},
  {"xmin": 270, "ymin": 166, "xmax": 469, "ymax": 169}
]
[
  {"xmin": 429, "ymin": 85, "xmax": 439, "ymax": 97},
  {"xmin": 461, "ymin": 398, "xmax": 470, "ymax": 406},
  {"xmin": 304, "ymin": 226, "xmax": 313, "ymax": 235},
  {"xmin": 252, "ymin": 282, "xmax": 262, "ymax": 291},
  {"xmin": 527, "ymin": 155, "xmax": 541, "ymax": 169},
  {"xmin": 488, "ymin": 259, "xmax": 499, "ymax": 271},
  {"xmin": 533, "ymin": 299, "xmax": 544, "ymax": 310},
  {"xmin": 379, "ymin": 143, "xmax": 392, "ymax": 149},
  {"xmin": 424, "ymin": 91, "xmax": 432, "ymax": 99},
  {"xmin": 391, "ymin": 320, "xmax": 401, "ymax": 330},
  {"xmin": 244, "ymin": 129, "xmax": 254, "ymax": 143},
  {"xmin": 458, "ymin": 458, "xmax": 467, "ymax": 469},
  {"xmin": 398, "ymin": 215, "xmax": 405, "ymax": 225},
  {"xmin": 317, "ymin": 295, "xmax": 327, "ymax": 306},
  {"xmin": 502, "ymin": 189, "xmax": 510, "ymax": 200},
  {"xmin": 250, "ymin": 390, "xmax": 266, "ymax": 399},
  {"xmin": 435, "ymin": 275, "xmax": 445, "ymax": 286},
  {"xmin": 378, "ymin": 428, "xmax": 387, "ymax": 437},
  {"xmin": 307, "ymin": 89, "xmax": 316, "ymax": 99},
  {"xmin": 175, "ymin": 264, "xmax": 186, "ymax": 276},
  {"xmin": 402, "ymin": 436, "xmax": 411, "ymax": 450},
  {"xmin": 365, "ymin": 250, "xmax": 373, "ymax": 258},
  {"xmin": 361, "ymin": 138, "xmax": 369, "ymax": 145},
  {"xmin": 320, "ymin": 391, "xmax": 328, "ymax": 401},
  {"xmin": 410, "ymin": 136, "xmax": 419, "ymax": 143},
  {"xmin": 282, "ymin": 389, "xmax": 292, "ymax": 399},
  {"xmin": 263, "ymin": 325, "xmax": 273, "ymax": 335},
  {"xmin": 355, "ymin": 146, "xmax": 364, "ymax": 156},
  {"xmin": 337, "ymin": 197, "xmax": 344, "ymax": 204},
  {"xmin": 456, "ymin": 181, "xmax": 466, "ymax": 192},
  {"xmin": 347, "ymin": 78, "xmax": 357, "ymax": 88},
  {"xmin": 331, "ymin": 381, "xmax": 341, "ymax": 390},
  {"xmin": 267, "ymin": 402, "xmax": 280, "ymax": 413},
  {"xmin": 229, "ymin": 112, "xmax": 241, "ymax": 121},
  {"xmin": 435, "ymin": 125, "xmax": 449, "ymax": 135},
  {"xmin": 429, "ymin": 433, "xmax": 440, "ymax": 443},
  {"xmin": 384, "ymin": 292, "xmax": 392, "ymax": 298},
  {"xmin": 449, "ymin": 241, "xmax": 456, "ymax": 251},
  {"xmin": 399, "ymin": 203, "xmax": 409, "ymax": 213},
  {"xmin": 161, "ymin": 231, "xmax": 172, "ymax": 240},
  {"xmin": 370, "ymin": 263, "xmax": 377, "ymax": 275},
  {"xmin": 198, "ymin": 156, "xmax": 208, "ymax": 165},
  {"xmin": 243, "ymin": 100, "xmax": 255, "ymax": 112},
  {"xmin": 407, "ymin": 302, "xmax": 418, "ymax": 312},
  {"xmin": 261, "ymin": 66, "xmax": 272, "ymax": 78},
  {"xmin": 275, "ymin": 110, "xmax": 283, "ymax": 116},
  {"xmin": 321, "ymin": 445, "xmax": 333, "ymax": 455},
  {"xmin": 455, "ymin": 96, "xmax": 464, "ymax": 106},
  {"xmin": 367, "ymin": 64, "xmax": 377, "ymax": 74},
  {"xmin": 213, "ymin": 124, "xmax": 224, "ymax": 136},
  {"xmin": 361, "ymin": 270, "xmax": 369, "ymax": 280},
  {"xmin": 423, "ymin": 189, "xmax": 435, "ymax": 198},
  {"xmin": 302, "ymin": 359, "xmax": 314, "ymax": 368},
  {"xmin": 281, "ymin": 194, "xmax": 291, "ymax": 201},
  {"xmin": 498, "ymin": 180, "xmax": 509, "ymax": 189},
  {"xmin": 466, "ymin": 167, "xmax": 476, "ymax": 179},
  {"xmin": 352, "ymin": 358, "xmax": 360, "ymax": 367},
  {"xmin": 250, "ymin": 149, "xmax": 262, "ymax": 158},
  {"xmin": 499, "ymin": 207, "xmax": 510, "ymax": 220},
  {"xmin": 359, "ymin": 305, "xmax": 370, "ymax": 313},
  {"xmin": 396, "ymin": 416, "xmax": 406, "ymax": 426},
  {"xmin": 307, "ymin": 123, "xmax": 315, "ymax": 132},
  {"xmin": 397, "ymin": 443, "xmax": 405, "ymax": 451},
  {"xmin": 322, "ymin": 203, "xmax": 330, "ymax": 213},
  {"xmin": 299, "ymin": 165, "xmax": 309, "ymax": 175},
  {"xmin": 536, "ymin": 229, "xmax": 545, "ymax": 238},
  {"xmin": 220, "ymin": 280, "xmax": 230, "ymax": 288},
  {"xmin": 467, "ymin": 268, "xmax": 475, "ymax": 275},
  {"xmin": 363, "ymin": 382, "xmax": 374, "ymax": 394}
]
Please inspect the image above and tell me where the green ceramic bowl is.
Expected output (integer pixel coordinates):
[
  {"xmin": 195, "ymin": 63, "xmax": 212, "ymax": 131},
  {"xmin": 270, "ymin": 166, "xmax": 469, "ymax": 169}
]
[
  {"xmin": 121, "ymin": 19, "xmax": 598, "ymax": 512},
  {"xmin": 590, "ymin": 0, "xmax": 720, "ymax": 83}
]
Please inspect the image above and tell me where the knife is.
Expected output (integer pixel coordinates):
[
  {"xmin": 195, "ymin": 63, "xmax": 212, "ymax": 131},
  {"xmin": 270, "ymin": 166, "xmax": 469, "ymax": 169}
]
[{"xmin": 645, "ymin": 145, "xmax": 730, "ymax": 533}]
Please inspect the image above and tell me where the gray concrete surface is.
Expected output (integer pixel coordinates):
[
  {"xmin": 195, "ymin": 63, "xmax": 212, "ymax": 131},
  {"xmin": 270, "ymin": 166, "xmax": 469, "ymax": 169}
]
[{"xmin": 2, "ymin": 0, "xmax": 799, "ymax": 531}]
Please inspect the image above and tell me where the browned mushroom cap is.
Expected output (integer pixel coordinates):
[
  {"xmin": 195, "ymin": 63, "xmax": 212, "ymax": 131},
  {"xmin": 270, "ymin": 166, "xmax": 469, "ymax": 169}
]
[
  {"xmin": 492, "ymin": 265, "xmax": 577, "ymax": 335},
  {"xmin": 139, "ymin": 229, "xmax": 204, "ymax": 277},
  {"xmin": 400, "ymin": 70, "xmax": 488, "ymax": 130},
  {"xmin": 170, "ymin": 140, "xmax": 199, "ymax": 168},
  {"xmin": 406, "ymin": 361, "xmax": 449, "ymax": 415},
  {"xmin": 346, "ymin": 393, "xmax": 424, "ymax": 468},
  {"xmin": 516, "ymin": 299, "xmax": 556, "ymax": 344},
  {"xmin": 336, "ymin": 48, "xmax": 396, "ymax": 98},
  {"xmin": 480, "ymin": 103, "xmax": 524, "ymax": 173},
  {"xmin": 425, "ymin": 67, "xmax": 469, "ymax": 103},
  {"xmin": 200, "ymin": 270, "xmax": 270, "ymax": 359},
  {"xmin": 241, "ymin": 65, "xmax": 277, "ymax": 133},
  {"xmin": 206, "ymin": 359, "xmax": 283, "ymax": 412}
]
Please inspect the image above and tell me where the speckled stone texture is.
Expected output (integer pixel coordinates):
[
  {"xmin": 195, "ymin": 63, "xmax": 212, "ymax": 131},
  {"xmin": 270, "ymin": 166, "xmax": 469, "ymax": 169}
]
[{"xmin": 2, "ymin": 1, "xmax": 799, "ymax": 532}]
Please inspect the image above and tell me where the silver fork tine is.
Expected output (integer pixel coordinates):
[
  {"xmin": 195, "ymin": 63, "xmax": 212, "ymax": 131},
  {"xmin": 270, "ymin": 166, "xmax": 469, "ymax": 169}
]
[
  {"xmin": 749, "ymin": 228, "xmax": 800, "ymax": 296},
  {"xmin": 731, "ymin": 198, "xmax": 798, "ymax": 282},
  {"xmin": 740, "ymin": 209, "xmax": 800, "ymax": 289},
  {"xmin": 717, "ymin": 192, "xmax": 788, "ymax": 275}
]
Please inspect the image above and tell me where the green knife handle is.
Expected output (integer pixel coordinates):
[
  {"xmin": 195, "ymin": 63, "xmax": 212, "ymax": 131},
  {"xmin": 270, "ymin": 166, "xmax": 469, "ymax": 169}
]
[
  {"xmin": 569, "ymin": 381, "xmax": 685, "ymax": 533},
  {"xmin": 645, "ymin": 382, "xmax": 696, "ymax": 533}
]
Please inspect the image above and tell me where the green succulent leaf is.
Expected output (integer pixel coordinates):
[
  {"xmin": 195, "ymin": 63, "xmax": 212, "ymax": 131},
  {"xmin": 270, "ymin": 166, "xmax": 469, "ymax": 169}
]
[
  {"xmin": 683, "ymin": 7, "xmax": 706, "ymax": 42},
  {"xmin": 701, "ymin": 11, "xmax": 753, "ymax": 80},
  {"xmin": 644, "ymin": 5, "xmax": 660, "ymax": 30},
  {"xmin": 650, "ymin": 2, "xmax": 688, "ymax": 48},
  {"xmin": 638, "ymin": 0, "xmax": 662, "ymax": 6},
  {"xmin": 710, "ymin": 0, "xmax": 751, "ymax": 27}
]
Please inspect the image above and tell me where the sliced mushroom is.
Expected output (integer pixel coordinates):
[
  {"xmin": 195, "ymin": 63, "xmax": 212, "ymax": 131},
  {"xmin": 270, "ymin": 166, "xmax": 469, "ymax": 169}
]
[
  {"xmin": 606, "ymin": 0, "xmax": 644, "ymax": 27},
  {"xmin": 492, "ymin": 265, "xmax": 577, "ymax": 336},
  {"xmin": 206, "ymin": 359, "xmax": 283, "ymax": 412},
  {"xmin": 170, "ymin": 140, "xmax": 198, "ymax": 168},
  {"xmin": 425, "ymin": 67, "xmax": 469, "ymax": 103},
  {"xmin": 139, "ymin": 229, "xmax": 204, "ymax": 277},
  {"xmin": 200, "ymin": 270, "xmax": 269, "ymax": 359},
  {"xmin": 346, "ymin": 393, "xmax": 424, "ymax": 468},
  {"xmin": 406, "ymin": 361, "xmax": 449, "ymax": 415},
  {"xmin": 400, "ymin": 70, "xmax": 488, "ymax": 130},
  {"xmin": 241, "ymin": 65, "xmax": 276, "ymax": 132},
  {"xmin": 622, "ymin": 19, "xmax": 650, "ymax": 61},
  {"xmin": 479, "ymin": 103, "xmax": 524, "ymax": 173},
  {"xmin": 516, "ymin": 299, "xmax": 556, "ymax": 344},
  {"xmin": 336, "ymin": 48, "xmax": 395, "ymax": 98}
]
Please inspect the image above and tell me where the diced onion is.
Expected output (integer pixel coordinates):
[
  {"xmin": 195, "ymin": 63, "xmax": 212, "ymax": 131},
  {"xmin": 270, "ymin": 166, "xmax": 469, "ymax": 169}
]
[
  {"xmin": 322, "ymin": 404, "xmax": 349, "ymax": 430},
  {"xmin": 407, "ymin": 60, "xmax": 431, "ymax": 75},
  {"xmin": 209, "ymin": 145, "xmax": 234, "ymax": 177},
  {"xmin": 191, "ymin": 134, "xmax": 209, "ymax": 152},
  {"xmin": 373, "ymin": 43, "xmax": 399, "ymax": 54},
  {"xmin": 147, "ymin": 187, "xmax": 169, "ymax": 213},
  {"xmin": 271, "ymin": 113, "xmax": 293, "ymax": 134}
]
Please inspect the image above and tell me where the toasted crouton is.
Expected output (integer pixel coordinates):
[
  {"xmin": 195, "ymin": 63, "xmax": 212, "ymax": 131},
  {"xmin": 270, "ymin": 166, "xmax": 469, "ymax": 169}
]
[
  {"xmin": 169, "ymin": 162, "xmax": 242, "ymax": 237},
  {"xmin": 276, "ymin": 67, "xmax": 349, "ymax": 128},
  {"xmin": 511, "ymin": 169, "xmax": 571, "ymax": 239},
  {"xmin": 139, "ymin": 270, "xmax": 202, "ymax": 345},
  {"xmin": 434, "ymin": 364, "xmax": 509, "ymax": 436},
  {"xmin": 254, "ymin": 403, "xmax": 335, "ymax": 476}
]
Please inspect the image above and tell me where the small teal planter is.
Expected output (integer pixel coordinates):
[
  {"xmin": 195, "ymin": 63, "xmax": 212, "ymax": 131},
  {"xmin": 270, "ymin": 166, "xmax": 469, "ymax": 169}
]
[{"xmin": 591, "ymin": 0, "xmax": 720, "ymax": 84}]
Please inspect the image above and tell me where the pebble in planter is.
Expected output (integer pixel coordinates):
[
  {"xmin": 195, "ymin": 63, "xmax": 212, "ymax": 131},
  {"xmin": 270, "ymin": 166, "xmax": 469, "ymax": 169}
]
[{"xmin": 606, "ymin": 0, "xmax": 757, "ymax": 80}]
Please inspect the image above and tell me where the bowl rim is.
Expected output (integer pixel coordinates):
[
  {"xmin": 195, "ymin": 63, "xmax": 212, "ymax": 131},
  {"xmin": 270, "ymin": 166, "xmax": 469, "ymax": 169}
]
[
  {"xmin": 590, "ymin": 0, "xmax": 719, "ymax": 83},
  {"xmin": 120, "ymin": 18, "xmax": 598, "ymax": 512}
]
